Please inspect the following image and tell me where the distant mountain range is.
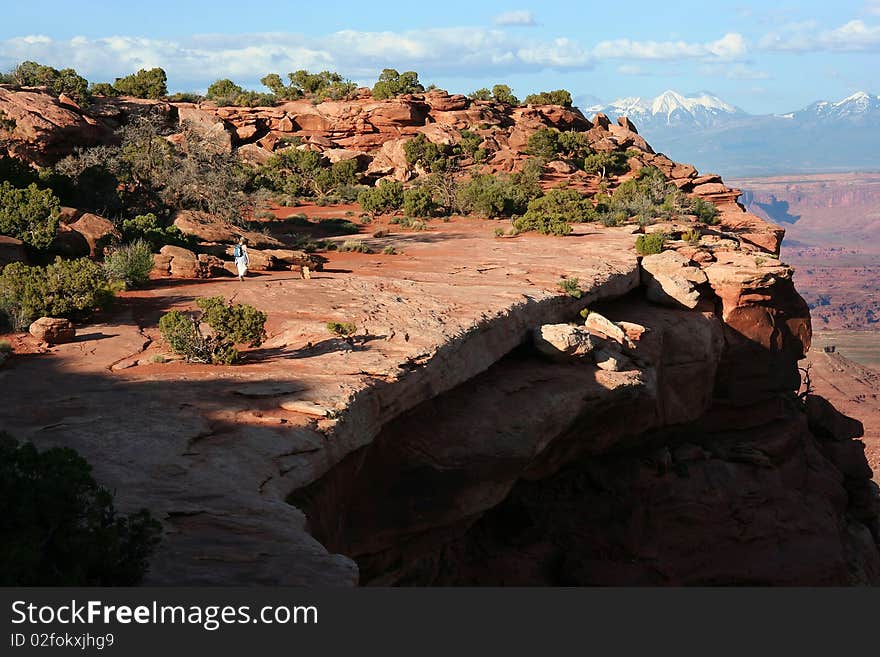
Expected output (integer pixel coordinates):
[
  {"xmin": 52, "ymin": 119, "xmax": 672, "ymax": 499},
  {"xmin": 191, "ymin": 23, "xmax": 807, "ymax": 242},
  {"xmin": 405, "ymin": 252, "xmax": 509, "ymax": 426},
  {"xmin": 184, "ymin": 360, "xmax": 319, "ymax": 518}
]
[{"xmin": 581, "ymin": 90, "xmax": 880, "ymax": 176}]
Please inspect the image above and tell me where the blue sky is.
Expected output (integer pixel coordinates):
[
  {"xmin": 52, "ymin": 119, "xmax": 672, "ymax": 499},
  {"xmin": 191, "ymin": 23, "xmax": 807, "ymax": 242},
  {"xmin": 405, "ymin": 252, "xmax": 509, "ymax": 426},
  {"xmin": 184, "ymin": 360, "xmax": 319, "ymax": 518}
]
[{"xmin": 1, "ymin": 0, "xmax": 879, "ymax": 113}]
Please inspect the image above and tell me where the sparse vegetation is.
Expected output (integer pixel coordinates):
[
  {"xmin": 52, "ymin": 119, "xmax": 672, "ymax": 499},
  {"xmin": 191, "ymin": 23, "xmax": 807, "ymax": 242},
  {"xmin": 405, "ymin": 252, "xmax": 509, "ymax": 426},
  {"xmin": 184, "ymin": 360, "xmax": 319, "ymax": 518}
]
[
  {"xmin": 0, "ymin": 181, "xmax": 61, "ymax": 250},
  {"xmin": 339, "ymin": 240, "xmax": 373, "ymax": 253},
  {"xmin": 327, "ymin": 321, "xmax": 357, "ymax": 342},
  {"xmin": 159, "ymin": 297, "xmax": 266, "ymax": 365},
  {"xmin": 558, "ymin": 277, "xmax": 583, "ymax": 298},
  {"xmin": 596, "ymin": 166, "xmax": 714, "ymax": 225},
  {"xmin": 103, "ymin": 239, "xmax": 154, "ymax": 288},
  {"xmin": 402, "ymin": 186, "xmax": 436, "ymax": 217},
  {"xmin": 0, "ymin": 433, "xmax": 162, "ymax": 585},
  {"xmin": 514, "ymin": 188, "xmax": 596, "ymax": 236},
  {"xmin": 358, "ymin": 180, "xmax": 404, "ymax": 215},
  {"xmin": 5, "ymin": 61, "xmax": 89, "ymax": 101},
  {"xmin": 382, "ymin": 245, "xmax": 398, "ymax": 255},
  {"xmin": 371, "ymin": 69, "xmax": 424, "ymax": 100},
  {"xmin": 261, "ymin": 70, "xmax": 356, "ymax": 101},
  {"xmin": 0, "ymin": 258, "xmax": 113, "ymax": 331},
  {"xmin": 635, "ymin": 233, "xmax": 667, "ymax": 255},
  {"xmin": 112, "ymin": 68, "xmax": 168, "ymax": 99},
  {"xmin": 523, "ymin": 89, "xmax": 573, "ymax": 107},
  {"xmin": 682, "ymin": 227, "xmax": 701, "ymax": 245}
]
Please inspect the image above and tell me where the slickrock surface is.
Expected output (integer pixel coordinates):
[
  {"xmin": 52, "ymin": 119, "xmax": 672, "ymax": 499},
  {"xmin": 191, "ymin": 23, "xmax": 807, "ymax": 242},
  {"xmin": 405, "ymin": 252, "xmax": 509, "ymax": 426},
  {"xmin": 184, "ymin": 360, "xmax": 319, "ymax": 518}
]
[{"xmin": 0, "ymin": 219, "xmax": 641, "ymax": 585}]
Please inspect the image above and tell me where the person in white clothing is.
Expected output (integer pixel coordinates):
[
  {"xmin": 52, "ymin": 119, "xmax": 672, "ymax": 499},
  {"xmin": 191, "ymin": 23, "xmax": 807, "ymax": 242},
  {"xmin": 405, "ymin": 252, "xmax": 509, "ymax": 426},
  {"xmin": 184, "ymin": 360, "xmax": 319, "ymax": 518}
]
[{"xmin": 233, "ymin": 237, "xmax": 249, "ymax": 281}]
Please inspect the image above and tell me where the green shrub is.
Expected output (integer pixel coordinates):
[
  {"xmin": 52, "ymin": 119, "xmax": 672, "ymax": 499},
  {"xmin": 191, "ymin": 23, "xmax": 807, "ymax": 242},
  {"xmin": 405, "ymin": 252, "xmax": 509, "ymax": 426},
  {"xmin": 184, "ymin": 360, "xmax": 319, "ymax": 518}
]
[
  {"xmin": 526, "ymin": 128, "xmax": 560, "ymax": 159},
  {"xmin": 469, "ymin": 88, "xmax": 492, "ymax": 101},
  {"xmin": 635, "ymin": 233, "xmax": 667, "ymax": 255},
  {"xmin": 358, "ymin": 180, "xmax": 404, "ymax": 215},
  {"xmin": 0, "ymin": 433, "xmax": 162, "ymax": 585},
  {"xmin": 268, "ymin": 70, "xmax": 356, "ymax": 101},
  {"xmin": 0, "ymin": 181, "xmax": 61, "ymax": 250},
  {"xmin": 256, "ymin": 148, "xmax": 324, "ymax": 197},
  {"xmin": 327, "ymin": 321, "xmax": 357, "ymax": 341},
  {"xmin": 403, "ymin": 133, "xmax": 444, "ymax": 169},
  {"xmin": 0, "ymin": 258, "xmax": 112, "ymax": 331},
  {"xmin": 339, "ymin": 240, "xmax": 373, "ymax": 253},
  {"xmin": 113, "ymin": 68, "xmax": 167, "ymax": 99},
  {"xmin": 121, "ymin": 213, "xmax": 192, "ymax": 250},
  {"xmin": 523, "ymin": 89, "xmax": 572, "ymax": 107},
  {"xmin": 557, "ymin": 131, "xmax": 593, "ymax": 164},
  {"xmin": 513, "ymin": 188, "xmax": 596, "ymax": 236},
  {"xmin": 8, "ymin": 61, "xmax": 89, "ymax": 101},
  {"xmin": 206, "ymin": 78, "xmax": 243, "ymax": 102},
  {"xmin": 582, "ymin": 151, "xmax": 631, "ymax": 177},
  {"xmin": 558, "ymin": 278, "xmax": 583, "ymax": 298},
  {"xmin": 103, "ymin": 240, "xmax": 154, "ymax": 288},
  {"xmin": 166, "ymin": 92, "xmax": 203, "ymax": 103},
  {"xmin": 456, "ymin": 172, "xmax": 539, "ymax": 218},
  {"xmin": 682, "ymin": 227, "xmax": 702, "ymax": 245},
  {"xmin": 88, "ymin": 82, "xmax": 119, "ymax": 97},
  {"xmin": 492, "ymin": 84, "xmax": 520, "ymax": 105},
  {"xmin": 690, "ymin": 197, "xmax": 720, "ymax": 224},
  {"xmin": 196, "ymin": 296, "xmax": 267, "ymax": 347},
  {"xmin": 372, "ymin": 69, "xmax": 424, "ymax": 100},
  {"xmin": 382, "ymin": 245, "xmax": 398, "ymax": 255},
  {"xmin": 402, "ymin": 187, "xmax": 436, "ymax": 217},
  {"xmin": 159, "ymin": 297, "xmax": 266, "ymax": 365},
  {"xmin": 602, "ymin": 167, "xmax": 683, "ymax": 224}
]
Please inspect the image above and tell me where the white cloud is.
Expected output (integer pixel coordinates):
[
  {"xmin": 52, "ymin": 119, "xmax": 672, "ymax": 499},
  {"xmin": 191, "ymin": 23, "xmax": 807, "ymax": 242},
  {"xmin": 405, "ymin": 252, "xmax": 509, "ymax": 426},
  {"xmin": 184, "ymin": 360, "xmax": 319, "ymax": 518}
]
[
  {"xmin": 593, "ymin": 32, "xmax": 748, "ymax": 61},
  {"xmin": 865, "ymin": 1, "xmax": 880, "ymax": 16},
  {"xmin": 493, "ymin": 10, "xmax": 537, "ymax": 26},
  {"xmin": 617, "ymin": 64, "xmax": 647, "ymax": 76},
  {"xmin": 700, "ymin": 63, "xmax": 770, "ymax": 80},
  {"xmin": 0, "ymin": 28, "xmax": 752, "ymax": 90},
  {"xmin": 761, "ymin": 19, "xmax": 880, "ymax": 51}
]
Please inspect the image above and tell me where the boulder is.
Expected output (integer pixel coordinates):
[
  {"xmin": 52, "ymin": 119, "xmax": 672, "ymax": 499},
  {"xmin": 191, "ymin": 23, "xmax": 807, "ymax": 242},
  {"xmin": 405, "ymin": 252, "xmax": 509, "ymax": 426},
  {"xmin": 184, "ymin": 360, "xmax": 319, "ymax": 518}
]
[
  {"xmin": 176, "ymin": 105, "xmax": 234, "ymax": 153},
  {"xmin": 51, "ymin": 222, "xmax": 91, "ymax": 258},
  {"xmin": 29, "ymin": 317, "xmax": 75, "ymax": 344},
  {"xmin": 260, "ymin": 249, "xmax": 327, "ymax": 271},
  {"xmin": 160, "ymin": 245, "xmax": 200, "ymax": 278},
  {"xmin": 0, "ymin": 235, "xmax": 27, "ymax": 268},
  {"xmin": 533, "ymin": 324, "xmax": 595, "ymax": 361},
  {"xmin": 66, "ymin": 213, "xmax": 119, "ymax": 257},
  {"xmin": 546, "ymin": 159, "xmax": 577, "ymax": 174},
  {"xmin": 582, "ymin": 310, "xmax": 628, "ymax": 346},
  {"xmin": 640, "ymin": 250, "xmax": 707, "ymax": 309},
  {"xmin": 172, "ymin": 210, "xmax": 283, "ymax": 249},
  {"xmin": 236, "ymin": 143, "xmax": 273, "ymax": 166}
]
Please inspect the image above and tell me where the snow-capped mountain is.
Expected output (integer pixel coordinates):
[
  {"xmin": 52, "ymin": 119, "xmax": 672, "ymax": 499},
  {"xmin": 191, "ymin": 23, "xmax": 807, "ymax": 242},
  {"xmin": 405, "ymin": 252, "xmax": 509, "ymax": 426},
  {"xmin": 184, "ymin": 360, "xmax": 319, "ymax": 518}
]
[
  {"xmin": 584, "ymin": 90, "xmax": 745, "ymax": 130},
  {"xmin": 578, "ymin": 89, "xmax": 880, "ymax": 176},
  {"xmin": 783, "ymin": 91, "xmax": 880, "ymax": 123}
]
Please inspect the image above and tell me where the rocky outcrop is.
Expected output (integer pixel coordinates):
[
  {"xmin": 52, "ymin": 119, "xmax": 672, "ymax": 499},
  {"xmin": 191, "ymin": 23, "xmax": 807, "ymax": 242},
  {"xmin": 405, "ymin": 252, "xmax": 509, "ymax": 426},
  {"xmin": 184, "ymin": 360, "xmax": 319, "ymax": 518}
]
[
  {"xmin": 172, "ymin": 210, "xmax": 284, "ymax": 249},
  {"xmin": 28, "ymin": 317, "xmax": 75, "ymax": 344},
  {"xmin": 0, "ymin": 86, "xmax": 109, "ymax": 164},
  {"xmin": 1, "ymin": 86, "xmax": 875, "ymax": 587}
]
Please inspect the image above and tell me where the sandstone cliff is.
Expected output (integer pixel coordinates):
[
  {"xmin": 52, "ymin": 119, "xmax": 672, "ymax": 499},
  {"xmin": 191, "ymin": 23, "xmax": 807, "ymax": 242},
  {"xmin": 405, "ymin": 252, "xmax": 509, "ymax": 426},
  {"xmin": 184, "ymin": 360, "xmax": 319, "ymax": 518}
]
[{"xmin": 0, "ymin": 87, "xmax": 877, "ymax": 585}]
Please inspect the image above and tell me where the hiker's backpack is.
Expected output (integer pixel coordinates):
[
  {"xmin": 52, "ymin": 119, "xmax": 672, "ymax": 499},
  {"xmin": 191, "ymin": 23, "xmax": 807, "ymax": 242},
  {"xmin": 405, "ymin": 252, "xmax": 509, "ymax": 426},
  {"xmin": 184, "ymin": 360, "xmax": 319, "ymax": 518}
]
[{"xmin": 233, "ymin": 244, "xmax": 243, "ymax": 258}]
